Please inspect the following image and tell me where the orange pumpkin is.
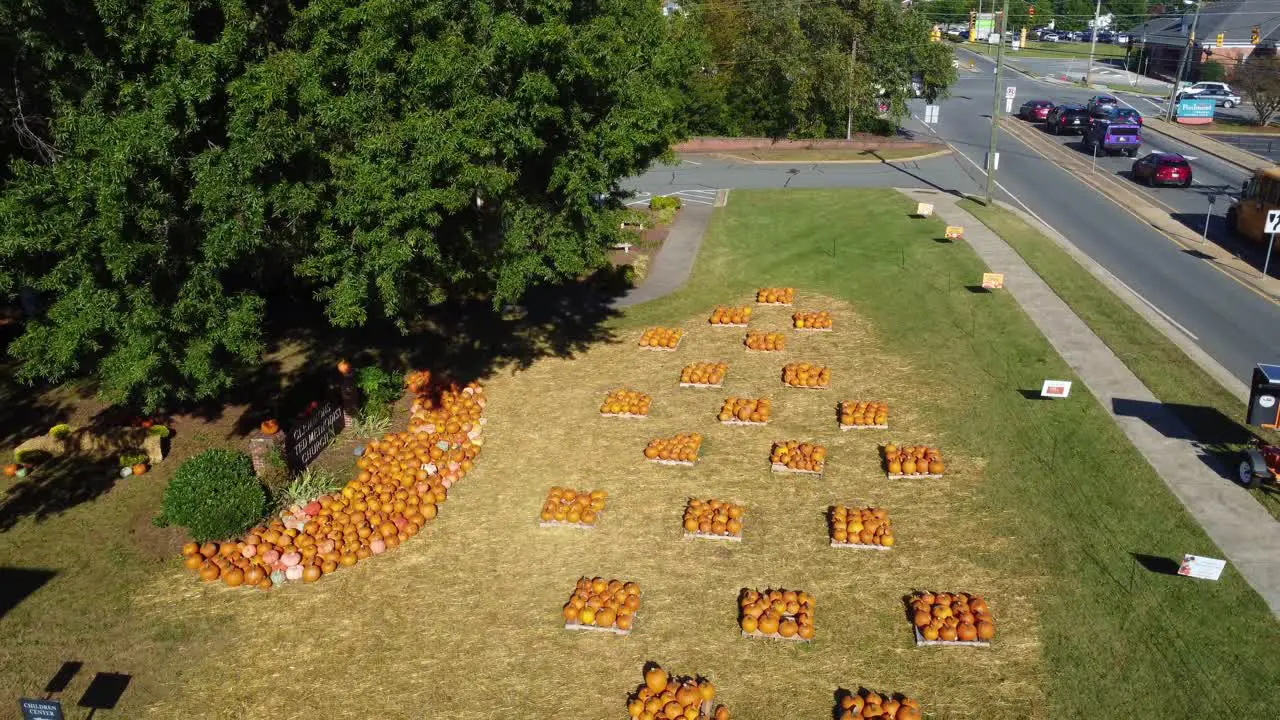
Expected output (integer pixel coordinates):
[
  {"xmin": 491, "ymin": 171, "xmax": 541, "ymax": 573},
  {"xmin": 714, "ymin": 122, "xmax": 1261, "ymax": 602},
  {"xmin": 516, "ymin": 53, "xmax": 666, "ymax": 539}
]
[
  {"xmin": 337, "ymin": 359, "xmax": 353, "ymax": 375},
  {"xmin": 131, "ymin": 463, "xmax": 148, "ymax": 476},
  {"xmin": 3, "ymin": 464, "xmax": 17, "ymax": 477},
  {"xmin": 260, "ymin": 419, "xmax": 280, "ymax": 436}
]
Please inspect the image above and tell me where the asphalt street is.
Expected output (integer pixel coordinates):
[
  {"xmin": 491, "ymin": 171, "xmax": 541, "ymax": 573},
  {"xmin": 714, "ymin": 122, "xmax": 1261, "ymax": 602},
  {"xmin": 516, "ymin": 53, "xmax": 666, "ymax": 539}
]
[
  {"xmin": 917, "ymin": 51, "xmax": 1280, "ymax": 385},
  {"xmin": 622, "ymin": 50, "xmax": 1280, "ymax": 384}
]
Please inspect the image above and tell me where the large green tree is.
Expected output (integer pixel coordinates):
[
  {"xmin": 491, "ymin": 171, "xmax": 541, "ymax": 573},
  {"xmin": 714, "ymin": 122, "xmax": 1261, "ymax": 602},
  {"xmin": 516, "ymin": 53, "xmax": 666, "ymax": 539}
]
[
  {"xmin": 693, "ymin": 0, "xmax": 957, "ymax": 138},
  {"xmin": 0, "ymin": 1, "xmax": 704, "ymax": 411}
]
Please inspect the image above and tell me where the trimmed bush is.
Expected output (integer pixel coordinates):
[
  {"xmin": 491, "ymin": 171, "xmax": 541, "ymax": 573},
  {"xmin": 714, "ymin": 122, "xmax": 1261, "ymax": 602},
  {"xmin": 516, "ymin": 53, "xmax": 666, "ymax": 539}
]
[
  {"xmin": 157, "ymin": 449, "xmax": 267, "ymax": 542},
  {"xmin": 649, "ymin": 195, "xmax": 682, "ymax": 211},
  {"xmin": 357, "ymin": 366, "xmax": 403, "ymax": 420}
]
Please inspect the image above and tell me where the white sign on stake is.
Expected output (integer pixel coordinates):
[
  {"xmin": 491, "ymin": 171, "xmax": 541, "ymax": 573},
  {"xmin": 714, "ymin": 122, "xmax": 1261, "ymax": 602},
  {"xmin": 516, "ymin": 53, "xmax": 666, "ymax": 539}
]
[
  {"xmin": 924, "ymin": 104, "xmax": 940, "ymax": 124},
  {"xmin": 1266, "ymin": 209, "xmax": 1280, "ymax": 234},
  {"xmin": 915, "ymin": 202, "xmax": 934, "ymax": 217},
  {"xmin": 1178, "ymin": 554, "xmax": 1226, "ymax": 581},
  {"xmin": 1005, "ymin": 86, "xmax": 1017, "ymax": 100},
  {"xmin": 1040, "ymin": 380, "xmax": 1072, "ymax": 399},
  {"xmin": 1005, "ymin": 98, "xmax": 1014, "ymax": 113}
]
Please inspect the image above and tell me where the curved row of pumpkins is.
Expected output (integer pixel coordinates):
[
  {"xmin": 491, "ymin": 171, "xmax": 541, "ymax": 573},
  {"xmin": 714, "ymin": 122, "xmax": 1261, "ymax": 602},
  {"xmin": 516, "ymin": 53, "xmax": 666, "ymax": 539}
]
[{"xmin": 181, "ymin": 376, "xmax": 487, "ymax": 589}]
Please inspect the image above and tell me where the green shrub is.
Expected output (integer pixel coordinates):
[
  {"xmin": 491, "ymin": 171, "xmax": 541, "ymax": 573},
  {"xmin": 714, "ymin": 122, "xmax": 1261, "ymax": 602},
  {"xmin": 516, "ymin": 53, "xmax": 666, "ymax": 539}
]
[
  {"xmin": 119, "ymin": 452, "xmax": 149, "ymax": 467},
  {"xmin": 156, "ymin": 449, "xmax": 267, "ymax": 542},
  {"xmin": 649, "ymin": 195, "xmax": 682, "ymax": 211},
  {"xmin": 356, "ymin": 366, "xmax": 403, "ymax": 420},
  {"xmin": 49, "ymin": 424, "xmax": 73, "ymax": 438},
  {"xmin": 1198, "ymin": 60, "xmax": 1226, "ymax": 83},
  {"xmin": 148, "ymin": 425, "xmax": 171, "ymax": 438}
]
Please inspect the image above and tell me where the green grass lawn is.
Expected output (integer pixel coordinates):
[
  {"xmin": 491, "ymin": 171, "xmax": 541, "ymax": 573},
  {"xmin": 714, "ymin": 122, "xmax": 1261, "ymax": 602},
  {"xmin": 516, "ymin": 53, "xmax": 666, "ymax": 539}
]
[
  {"xmin": 1, "ymin": 189, "xmax": 1276, "ymax": 718},
  {"xmin": 627, "ymin": 189, "xmax": 1279, "ymax": 718},
  {"xmin": 961, "ymin": 199, "xmax": 1280, "ymax": 521},
  {"xmin": 1203, "ymin": 116, "xmax": 1280, "ymax": 134}
]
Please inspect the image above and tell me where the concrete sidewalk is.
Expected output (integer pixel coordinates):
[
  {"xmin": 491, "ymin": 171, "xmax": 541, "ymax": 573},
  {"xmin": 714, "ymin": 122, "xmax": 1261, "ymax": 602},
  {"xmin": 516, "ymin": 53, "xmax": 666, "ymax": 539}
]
[
  {"xmin": 900, "ymin": 188, "xmax": 1280, "ymax": 617},
  {"xmin": 613, "ymin": 204, "xmax": 714, "ymax": 309}
]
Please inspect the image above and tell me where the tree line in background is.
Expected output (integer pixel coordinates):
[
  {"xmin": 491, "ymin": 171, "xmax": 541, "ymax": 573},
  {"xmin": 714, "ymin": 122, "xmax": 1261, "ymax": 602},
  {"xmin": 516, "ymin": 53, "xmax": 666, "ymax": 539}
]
[
  {"xmin": 682, "ymin": 0, "xmax": 957, "ymax": 138},
  {"xmin": 0, "ymin": 0, "xmax": 951, "ymax": 412}
]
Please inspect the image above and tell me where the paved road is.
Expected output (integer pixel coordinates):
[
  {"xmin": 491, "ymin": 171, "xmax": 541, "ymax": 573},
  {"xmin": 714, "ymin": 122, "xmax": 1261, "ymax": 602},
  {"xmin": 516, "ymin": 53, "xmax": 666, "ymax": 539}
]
[
  {"xmin": 922, "ymin": 49, "xmax": 1280, "ymax": 384},
  {"xmin": 623, "ymin": 49, "xmax": 1280, "ymax": 385}
]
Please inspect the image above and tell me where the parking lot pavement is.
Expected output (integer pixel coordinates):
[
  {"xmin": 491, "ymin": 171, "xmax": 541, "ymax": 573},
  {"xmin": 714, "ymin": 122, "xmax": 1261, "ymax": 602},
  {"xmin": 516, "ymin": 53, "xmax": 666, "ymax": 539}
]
[{"xmin": 1209, "ymin": 133, "xmax": 1280, "ymax": 163}]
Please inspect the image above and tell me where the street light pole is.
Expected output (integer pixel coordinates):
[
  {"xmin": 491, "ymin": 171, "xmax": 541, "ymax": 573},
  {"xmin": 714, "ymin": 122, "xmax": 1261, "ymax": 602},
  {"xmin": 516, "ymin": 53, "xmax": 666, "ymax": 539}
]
[
  {"xmin": 1085, "ymin": 0, "xmax": 1103, "ymax": 85},
  {"xmin": 985, "ymin": 0, "xmax": 1009, "ymax": 206},
  {"xmin": 1165, "ymin": 1, "xmax": 1202, "ymax": 122}
]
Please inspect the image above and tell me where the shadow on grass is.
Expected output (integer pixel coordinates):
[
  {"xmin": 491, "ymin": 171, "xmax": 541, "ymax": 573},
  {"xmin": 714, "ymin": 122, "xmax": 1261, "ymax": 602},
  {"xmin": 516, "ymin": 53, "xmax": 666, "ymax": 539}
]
[
  {"xmin": 78, "ymin": 671, "xmax": 131, "ymax": 718},
  {"xmin": 0, "ymin": 454, "xmax": 120, "ymax": 532},
  {"xmin": 1131, "ymin": 552, "xmax": 1181, "ymax": 576},
  {"xmin": 0, "ymin": 566, "xmax": 56, "ymax": 619},
  {"xmin": 0, "ymin": 272, "xmax": 625, "ymax": 529}
]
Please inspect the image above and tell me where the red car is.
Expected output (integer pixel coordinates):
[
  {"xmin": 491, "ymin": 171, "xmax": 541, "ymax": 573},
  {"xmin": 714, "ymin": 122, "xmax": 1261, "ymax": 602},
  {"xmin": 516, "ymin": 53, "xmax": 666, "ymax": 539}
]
[
  {"xmin": 1018, "ymin": 99, "xmax": 1055, "ymax": 121},
  {"xmin": 1131, "ymin": 152, "xmax": 1192, "ymax": 188}
]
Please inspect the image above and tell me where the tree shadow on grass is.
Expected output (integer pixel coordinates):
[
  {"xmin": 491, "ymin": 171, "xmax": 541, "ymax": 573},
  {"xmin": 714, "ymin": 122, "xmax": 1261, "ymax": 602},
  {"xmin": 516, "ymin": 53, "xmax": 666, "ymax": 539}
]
[
  {"xmin": 0, "ymin": 454, "xmax": 120, "ymax": 532},
  {"xmin": 1, "ymin": 271, "xmax": 626, "ymax": 529}
]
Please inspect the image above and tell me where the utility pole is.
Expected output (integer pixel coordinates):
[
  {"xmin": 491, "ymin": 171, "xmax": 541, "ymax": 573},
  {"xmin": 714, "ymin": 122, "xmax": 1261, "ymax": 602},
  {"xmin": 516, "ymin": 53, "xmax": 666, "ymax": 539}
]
[
  {"xmin": 1084, "ymin": 0, "xmax": 1102, "ymax": 85},
  {"xmin": 984, "ymin": 0, "xmax": 1009, "ymax": 206},
  {"xmin": 1165, "ymin": 1, "xmax": 1202, "ymax": 122},
  {"xmin": 847, "ymin": 38, "xmax": 857, "ymax": 140}
]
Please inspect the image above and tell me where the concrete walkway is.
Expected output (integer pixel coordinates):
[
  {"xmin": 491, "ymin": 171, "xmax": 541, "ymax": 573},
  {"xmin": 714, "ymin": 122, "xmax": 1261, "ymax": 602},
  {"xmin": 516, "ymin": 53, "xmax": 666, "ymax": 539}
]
[
  {"xmin": 613, "ymin": 203, "xmax": 714, "ymax": 309},
  {"xmin": 900, "ymin": 188, "xmax": 1280, "ymax": 616}
]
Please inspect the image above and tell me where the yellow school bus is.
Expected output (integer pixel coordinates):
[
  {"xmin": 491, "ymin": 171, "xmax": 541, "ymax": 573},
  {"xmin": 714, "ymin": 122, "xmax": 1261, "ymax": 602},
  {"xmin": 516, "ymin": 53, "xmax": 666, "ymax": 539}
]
[{"xmin": 1229, "ymin": 166, "xmax": 1280, "ymax": 243}]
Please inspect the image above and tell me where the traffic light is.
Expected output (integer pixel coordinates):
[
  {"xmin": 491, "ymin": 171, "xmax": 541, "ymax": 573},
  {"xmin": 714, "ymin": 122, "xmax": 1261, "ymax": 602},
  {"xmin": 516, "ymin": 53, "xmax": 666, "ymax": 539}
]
[
  {"xmin": 931, "ymin": 24, "xmax": 942, "ymax": 42},
  {"xmin": 1217, "ymin": 32, "xmax": 1225, "ymax": 48},
  {"xmin": 1253, "ymin": 25, "xmax": 1262, "ymax": 44},
  {"xmin": 1029, "ymin": 6, "xmax": 1035, "ymax": 19}
]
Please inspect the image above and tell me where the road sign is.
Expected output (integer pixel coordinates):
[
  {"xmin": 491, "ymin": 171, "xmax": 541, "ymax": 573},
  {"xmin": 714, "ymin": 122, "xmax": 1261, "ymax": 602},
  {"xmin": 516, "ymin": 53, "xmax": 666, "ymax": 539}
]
[
  {"xmin": 923, "ymin": 104, "xmax": 940, "ymax": 124},
  {"xmin": 1265, "ymin": 210, "xmax": 1280, "ymax": 234},
  {"xmin": 1178, "ymin": 554, "xmax": 1226, "ymax": 581},
  {"xmin": 1005, "ymin": 86, "xmax": 1016, "ymax": 100}
]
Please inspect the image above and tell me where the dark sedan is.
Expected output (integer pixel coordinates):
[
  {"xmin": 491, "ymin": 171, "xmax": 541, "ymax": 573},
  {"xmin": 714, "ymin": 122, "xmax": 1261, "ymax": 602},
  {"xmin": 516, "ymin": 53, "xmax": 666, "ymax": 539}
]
[
  {"xmin": 1047, "ymin": 104, "xmax": 1090, "ymax": 135},
  {"xmin": 1108, "ymin": 107, "xmax": 1143, "ymax": 126},
  {"xmin": 1018, "ymin": 99, "xmax": 1055, "ymax": 121},
  {"xmin": 1131, "ymin": 152, "xmax": 1192, "ymax": 188}
]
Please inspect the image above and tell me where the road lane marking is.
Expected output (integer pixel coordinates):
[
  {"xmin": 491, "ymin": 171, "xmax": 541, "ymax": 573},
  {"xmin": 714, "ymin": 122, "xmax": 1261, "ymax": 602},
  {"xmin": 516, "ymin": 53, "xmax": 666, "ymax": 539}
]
[
  {"xmin": 997, "ymin": 117, "xmax": 1280, "ymax": 307},
  {"xmin": 1111, "ymin": 277, "xmax": 1200, "ymax": 341}
]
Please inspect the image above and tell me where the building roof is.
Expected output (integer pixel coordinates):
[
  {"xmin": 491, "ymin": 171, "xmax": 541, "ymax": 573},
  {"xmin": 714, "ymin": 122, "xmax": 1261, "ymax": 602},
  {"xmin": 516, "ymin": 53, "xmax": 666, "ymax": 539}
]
[{"xmin": 1131, "ymin": 0, "xmax": 1280, "ymax": 47}]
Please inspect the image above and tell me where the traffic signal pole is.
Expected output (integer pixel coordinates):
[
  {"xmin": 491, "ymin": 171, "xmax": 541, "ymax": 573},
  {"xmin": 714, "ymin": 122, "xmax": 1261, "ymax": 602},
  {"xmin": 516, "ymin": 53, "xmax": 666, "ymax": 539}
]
[{"xmin": 984, "ymin": 0, "xmax": 1009, "ymax": 206}]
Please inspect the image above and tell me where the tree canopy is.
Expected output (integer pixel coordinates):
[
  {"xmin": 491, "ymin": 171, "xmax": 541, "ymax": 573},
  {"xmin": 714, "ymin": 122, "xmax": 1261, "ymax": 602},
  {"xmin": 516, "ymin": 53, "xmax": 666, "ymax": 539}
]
[
  {"xmin": 0, "ymin": 0, "xmax": 704, "ymax": 411},
  {"xmin": 690, "ymin": 0, "xmax": 957, "ymax": 138}
]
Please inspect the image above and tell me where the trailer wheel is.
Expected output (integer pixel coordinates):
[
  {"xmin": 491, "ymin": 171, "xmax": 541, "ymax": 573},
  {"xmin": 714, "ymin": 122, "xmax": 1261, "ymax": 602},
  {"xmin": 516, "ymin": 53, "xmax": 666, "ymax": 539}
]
[{"xmin": 1239, "ymin": 453, "xmax": 1267, "ymax": 489}]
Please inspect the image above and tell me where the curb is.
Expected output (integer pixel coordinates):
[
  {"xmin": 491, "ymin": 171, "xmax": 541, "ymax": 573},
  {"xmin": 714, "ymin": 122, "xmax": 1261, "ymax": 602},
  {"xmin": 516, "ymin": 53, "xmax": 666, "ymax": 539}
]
[{"xmin": 705, "ymin": 149, "xmax": 953, "ymax": 165}]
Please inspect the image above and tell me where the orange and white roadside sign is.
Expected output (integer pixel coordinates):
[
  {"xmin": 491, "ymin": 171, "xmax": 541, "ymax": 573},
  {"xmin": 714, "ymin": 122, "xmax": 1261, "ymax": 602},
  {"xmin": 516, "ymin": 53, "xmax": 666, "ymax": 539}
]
[
  {"xmin": 981, "ymin": 272, "xmax": 1004, "ymax": 290},
  {"xmin": 944, "ymin": 226, "xmax": 964, "ymax": 240}
]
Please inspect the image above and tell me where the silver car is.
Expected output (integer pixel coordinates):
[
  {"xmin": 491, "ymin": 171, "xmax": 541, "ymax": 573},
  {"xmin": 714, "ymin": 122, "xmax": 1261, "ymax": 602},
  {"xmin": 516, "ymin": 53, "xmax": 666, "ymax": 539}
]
[{"xmin": 1178, "ymin": 86, "xmax": 1242, "ymax": 108}]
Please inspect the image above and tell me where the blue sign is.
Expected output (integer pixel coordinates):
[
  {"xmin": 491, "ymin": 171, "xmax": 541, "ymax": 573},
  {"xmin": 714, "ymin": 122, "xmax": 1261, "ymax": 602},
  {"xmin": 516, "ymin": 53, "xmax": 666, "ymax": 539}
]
[
  {"xmin": 19, "ymin": 699, "xmax": 63, "ymax": 720},
  {"xmin": 1176, "ymin": 97, "xmax": 1216, "ymax": 119}
]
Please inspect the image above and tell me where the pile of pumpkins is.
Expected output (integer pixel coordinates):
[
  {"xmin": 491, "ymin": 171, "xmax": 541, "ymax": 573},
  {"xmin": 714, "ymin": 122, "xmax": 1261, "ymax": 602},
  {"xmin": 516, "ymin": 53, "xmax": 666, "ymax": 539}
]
[
  {"xmin": 830, "ymin": 506, "xmax": 895, "ymax": 547},
  {"xmin": 562, "ymin": 576, "xmax": 641, "ymax": 632},
  {"xmin": 709, "ymin": 306, "xmax": 751, "ymax": 326},
  {"xmin": 883, "ymin": 444, "xmax": 945, "ymax": 476},
  {"xmin": 782, "ymin": 362, "xmax": 830, "ymax": 388},
  {"xmin": 743, "ymin": 331, "xmax": 786, "ymax": 352},
  {"xmin": 601, "ymin": 389, "xmax": 652, "ymax": 417},
  {"xmin": 628, "ymin": 666, "xmax": 728, "ymax": 720},
  {"xmin": 771, "ymin": 440, "xmax": 827, "ymax": 472},
  {"xmin": 909, "ymin": 591, "xmax": 995, "ymax": 642},
  {"xmin": 644, "ymin": 433, "xmax": 704, "ymax": 463},
  {"xmin": 540, "ymin": 487, "xmax": 607, "ymax": 526},
  {"xmin": 181, "ymin": 378, "xmax": 486, "ymax": 589},
  {"xmin": 681, "ymin": 362, "xmax": 728, "ymax": 387},
  {"xmin": 717, "ymin": 397, "xmax": 771, "ymax": 424},
  {"xmin": 683, "ymin": 498, "xmax": 744, "ymax": 537},
  {"xmin": 756, "ymin": 287, "xmax": 795, "ymax": 304},
  {"xmin": 837, "ymin": 689, "xmax": 922, "ymax": 720},
  {"xmin": 640, "ymin": 327, "xmax": 684, "ymax": 350},
  {"xmin": 738, "ymin": 588, "xmax": 816, "ymax": 640},
  {"xmin": 793, "ymin": 311, "xmax": 833, "ymax": 330},
  {"xmin": 840, "ymin": 401, "xmax": 888, "ymax": 428}
]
